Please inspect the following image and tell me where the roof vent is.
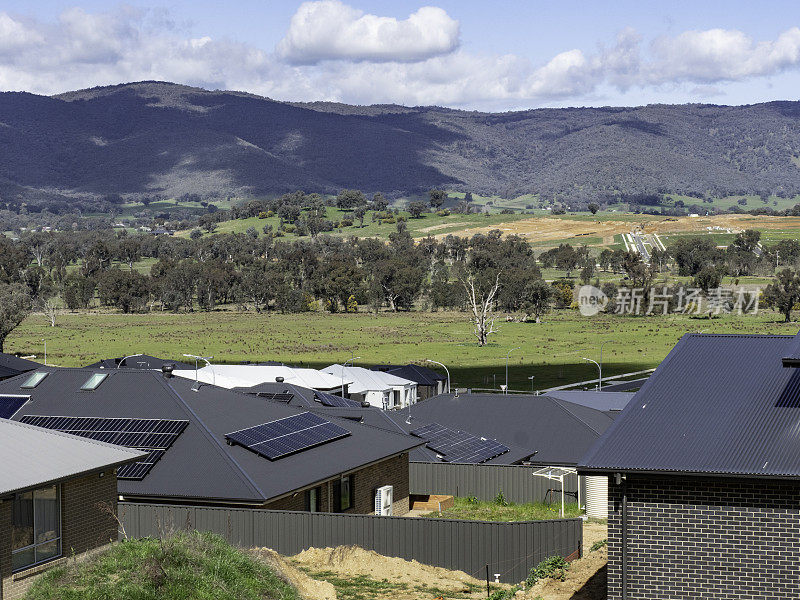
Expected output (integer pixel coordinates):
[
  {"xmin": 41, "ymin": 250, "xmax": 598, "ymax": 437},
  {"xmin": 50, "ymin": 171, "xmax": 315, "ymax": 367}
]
[
  {"xmin": 161, "ymin": 364, "xmax": 174, "ymax": 378},
  {"xmin": 275, "ymin": 376, "xmax": 285, "ymax": 383},
  {"xmin": 782, "ymin": 331, "xmax": 800, "ymax": 367}
]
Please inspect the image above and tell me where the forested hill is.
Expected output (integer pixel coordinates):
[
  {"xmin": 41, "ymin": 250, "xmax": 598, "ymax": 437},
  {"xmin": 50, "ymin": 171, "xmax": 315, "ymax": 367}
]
[{"xmin": 2, "ymin": 81, "xmax": 800, "ymax": 204}]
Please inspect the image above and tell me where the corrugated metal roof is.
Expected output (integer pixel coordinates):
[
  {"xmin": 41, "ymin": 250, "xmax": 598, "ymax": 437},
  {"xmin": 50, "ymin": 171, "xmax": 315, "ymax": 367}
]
[
  {"xmin": 0, "ymin": 418, "xmax": 144, "ymax": 496},
  {"xmin": 0, "ymin": 353, "xmax": 40, "ymax": 380},
  {"xmin": 1, "ymin": 368, "xmax": 423, "ymax": 503},
  {"xmin": 173, "ymin": 365, "xmax": 348, "ymax": 391},
  {"xmin": 371, "ymin": 364, "xmax": 446, "ymax": 386},
  {"xmin": 322, "ymin": 365, "xmax": 416, "ymax": 394},
  {"xmin": 542, "ymin": 390, "xmax": 634, "ymax": 412},
  {"xmin": 580, "ymin": 333, "xmax": 800, "ymax": 478}
]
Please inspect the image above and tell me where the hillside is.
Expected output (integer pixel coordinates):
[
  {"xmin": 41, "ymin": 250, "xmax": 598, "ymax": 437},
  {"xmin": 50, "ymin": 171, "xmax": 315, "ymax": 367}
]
[{"xmin": 2, "ymin": 81, "xmax": 800, "ymax": 205}]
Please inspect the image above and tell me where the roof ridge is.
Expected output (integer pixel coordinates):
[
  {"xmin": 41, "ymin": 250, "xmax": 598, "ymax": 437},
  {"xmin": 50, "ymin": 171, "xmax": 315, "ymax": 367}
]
[
  {"xmin": 4, "ymin": 418, "xmax": 145, "ymax": 457},
  {"xmin": 546, "ymin": 396, "xmax": 606, "ymax": 436},
  {"xmin": 154, "ymin": 373, "xmax": 268, "ymax": 501}
]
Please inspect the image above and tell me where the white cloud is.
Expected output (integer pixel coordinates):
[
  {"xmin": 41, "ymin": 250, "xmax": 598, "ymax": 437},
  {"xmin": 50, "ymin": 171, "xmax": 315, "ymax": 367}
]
[
  {"xmin": 276, "ymin": 0, "xmax": 459, "ymax": 64},
  {"xmin": 1, "ymin": 4, "xmax": 800, "ymax": 111},
  {"xmin": 648, "ymin": 27, "xmax": 800, "ymax": 83}
]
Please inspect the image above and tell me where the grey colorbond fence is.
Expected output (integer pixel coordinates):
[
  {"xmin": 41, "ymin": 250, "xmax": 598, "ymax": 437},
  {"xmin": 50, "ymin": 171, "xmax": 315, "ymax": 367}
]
[
  {"xmin": 410, "ymin": 462, "xmax": 585, "ymax": 505},
  {"xmin": 119, "ymin": 502, "xmax": 582, "ymax": 584}
]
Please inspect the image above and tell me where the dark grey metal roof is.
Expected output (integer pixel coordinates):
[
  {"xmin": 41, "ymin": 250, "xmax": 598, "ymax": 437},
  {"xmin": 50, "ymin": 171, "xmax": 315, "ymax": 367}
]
[
  {"xmin": 0, "ymin": 353, "xmax": 40, "ymax": 379},
  {"xmin": 0, "ymin": 368, "xmax": 423, "ymax": 504},
  {"xmin": 598, "ymin": 378, "xmax": 649, "ymax": 392},
  {"xmin": 84, "ymin": 355, "xmax": 195, "ymax": 370},
  {"xmin": 542, "ymin": 390, "xmax": 634, "ymax": 412},
  {"xmin": 371, "ymin": 364, "xmax": 447, "ymax": 386},
  {"xmin": 580, "ymin": 332, "xmax": 800, "ymax": 478},
  {"xmin": 390, "ymin": 393, "xmax": 614, "ymax": 466},
  {"xmin": 0, "ymin": 418, "xmax": 144, "ymax": 496}
]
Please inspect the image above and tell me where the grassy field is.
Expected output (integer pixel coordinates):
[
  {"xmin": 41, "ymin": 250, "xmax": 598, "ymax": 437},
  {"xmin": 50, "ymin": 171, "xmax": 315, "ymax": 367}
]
[
  {"xmin": 7, "ymin": 308, "xmax": 793, "ymax": 391},
  {"xmin": 420, "ymin": 498, "xmax": 583, "ymax": 521}
]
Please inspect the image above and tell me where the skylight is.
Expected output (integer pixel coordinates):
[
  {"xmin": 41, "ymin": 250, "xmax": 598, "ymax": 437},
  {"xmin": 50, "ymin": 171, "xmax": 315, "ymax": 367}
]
[
  {"xmin": 20, "ymin": 371, "xmax": 48, "ymax": 389},
  {"xmin": 80, "ymin": 373, "xmax": 109, "ymax": 391}
]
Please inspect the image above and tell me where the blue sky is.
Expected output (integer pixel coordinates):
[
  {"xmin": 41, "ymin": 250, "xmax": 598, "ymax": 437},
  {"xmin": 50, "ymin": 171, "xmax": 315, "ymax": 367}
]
[{"xmin": 1, "ymin": 0, "xmax": 799, "ymax": 110}]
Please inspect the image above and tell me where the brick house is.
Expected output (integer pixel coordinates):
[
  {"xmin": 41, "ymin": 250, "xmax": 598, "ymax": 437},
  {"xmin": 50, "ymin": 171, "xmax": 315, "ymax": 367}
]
[
  {"xmin": 1, "ymin": 367, "xmax": 422, "ymax": 516},
  {"xmin": 0, "ymin": 419, "xmax": 143, "ymax": 600},
  {"xmin": 580, "ymin": 332, "xmax": 800, "ymax": 599}
]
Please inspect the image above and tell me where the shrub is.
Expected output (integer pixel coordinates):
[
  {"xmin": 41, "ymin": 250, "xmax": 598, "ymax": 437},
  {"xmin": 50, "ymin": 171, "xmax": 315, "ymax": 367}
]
[
  {"xmin": 340, "ymin": 218, "xmax": 354, "ymax": 227},
  {"xmin": 436, "ymin": 209, "xmax": 450, "ymax": 217},
  {"xmin": 590, "ymin": 539, "xmax": 607, "ymax": 552},
  {"xmin": 493, "ymin": 490, "xmax": 508, "ymax": 506},
  {"xmin": 525, "ymin": 556, "xmax": 569, "ymax": 587}
]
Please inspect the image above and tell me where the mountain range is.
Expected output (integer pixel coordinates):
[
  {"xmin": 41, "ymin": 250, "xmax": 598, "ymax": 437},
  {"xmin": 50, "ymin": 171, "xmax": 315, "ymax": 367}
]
[{"xmin": 2, "ymin": 81, "xmax": 800, "ymax": 204}]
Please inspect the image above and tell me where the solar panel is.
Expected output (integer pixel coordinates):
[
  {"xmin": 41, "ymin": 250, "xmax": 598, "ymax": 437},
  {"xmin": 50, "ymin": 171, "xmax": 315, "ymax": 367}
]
[
  {"xmin": 19, "ymin": 416, "xmax": 189, "ymax": 480},
  {"xmin": 314, "ymin": 390, "xmax": 363, "ymax": 408},
  {"xmin": 0, "ymin": 395, "xmax": 28, "ymax": 419},
  {"xmin": 226, "ymin": 411, "xmax": 350, "ymax": 460},
  {"xmin": 253, "ymin": 392, "xmax": 295, "ymax": 403},
  {"xmin": 410, "ymin": 422, "xmax": 510, "ymax": 464}
]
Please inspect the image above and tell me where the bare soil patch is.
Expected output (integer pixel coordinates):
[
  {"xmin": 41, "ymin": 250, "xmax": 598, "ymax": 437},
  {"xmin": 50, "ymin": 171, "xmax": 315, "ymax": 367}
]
[{"xmin": 434, "ymin": 214, "xmax": 800, "ymax": 244}]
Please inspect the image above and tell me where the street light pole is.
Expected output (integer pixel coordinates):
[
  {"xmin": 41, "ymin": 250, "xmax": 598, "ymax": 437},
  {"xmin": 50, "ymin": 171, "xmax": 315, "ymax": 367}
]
[
  {"xmin": 581, "ymin": 357, "xmax": 601, "ymax": 390},
  {"xmin": 183, "ymin": 354, "xmax": 214, "ymax": 386},
  {"xmin": 117, "ymin": 353, "xmax": 143, "ymax": 369},
  {"xmin": 342, "ymin": 356, "xmax": 361, "ymax": 397},
  {"xmin": 425, "ymin": 359, "xmax": 450, "ymax": 394},
  {"xmin": 42, "ymin": 339, "xmax": 46, "ymax": 366},
  {"xmin": 599, "ymin": 340, "xmax": 614, "ymax": 391},
  {"xmin": 505, "ymin": 347, "xmax": 521, "ymax": 394}
]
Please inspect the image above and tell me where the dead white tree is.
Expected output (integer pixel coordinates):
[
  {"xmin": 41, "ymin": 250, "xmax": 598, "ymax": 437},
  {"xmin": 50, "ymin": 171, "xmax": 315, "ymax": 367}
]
[
  {"xmin": 40, "ymin": 297, "xmax": 60, "ymax": 327},
  {"xmin": 461, "ymin": 272, "xmax": 501, "ymax": 346}
]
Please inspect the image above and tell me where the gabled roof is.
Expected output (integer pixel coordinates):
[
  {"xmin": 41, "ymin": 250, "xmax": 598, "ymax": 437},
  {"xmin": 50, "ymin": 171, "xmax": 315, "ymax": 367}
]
[
  {"xmin": 322, "ymin": 365, "xmax": 415, "ymax": 394},
  {"xmin": 0, "ymin": 353, "xmax": 41, "ymax": 379},
  {"xmin": 173, "ymin": 365, "xmax": 348, "ymax": 391},
  {"xmin": 0, "ymin": 368, "xmax": 423, "ymax": 504},
  {"xmin": 580, "ymin": 333, "xmax": 800, "ymax": 478},
  {"xmin": 0, "ymin": 418, "xmax": 144, "ymax": 496},
  {"xmin": 372, "ymin": 364, "xmax": 446, "ymax": 386},
  {"xmin": 542, "ymin": 390, "xmax": 634, "ymax": 412},
  {"xmin": 84, "ymin": 354, "xmax": 194, "ymax": 370},
  {"xmin": 400, "ymin": 393, "xmax": 616, "ymax": 466}
]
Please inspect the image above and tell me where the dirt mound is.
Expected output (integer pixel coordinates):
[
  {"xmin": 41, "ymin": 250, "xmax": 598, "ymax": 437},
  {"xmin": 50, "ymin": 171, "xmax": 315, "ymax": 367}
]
[
  {"xmin": 291, "ymin": 545, "xmax": 492, "ymax": 593},
  {"xmin": 250, "ymin": 547, "xmax": 337, "ymax": 600}
]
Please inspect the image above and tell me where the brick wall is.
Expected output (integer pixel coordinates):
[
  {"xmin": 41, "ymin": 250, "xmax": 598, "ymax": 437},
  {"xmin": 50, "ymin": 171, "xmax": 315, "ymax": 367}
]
[
  {"xmin": 608, "ymin": 475, "xmax": 800, "ymax": 600},
  {"xmin": 265, "ymin": 452, "xmax": 409, "ymax": 516},
  {"xmin": 1, "ymin": 469, "xmax": 118, "ymax": 600}
]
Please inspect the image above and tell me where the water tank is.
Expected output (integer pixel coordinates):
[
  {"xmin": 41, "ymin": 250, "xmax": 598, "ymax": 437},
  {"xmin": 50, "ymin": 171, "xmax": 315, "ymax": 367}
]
[{"xmin": 585, "ymin": 475, "xmax": 608, "ymax": 519}]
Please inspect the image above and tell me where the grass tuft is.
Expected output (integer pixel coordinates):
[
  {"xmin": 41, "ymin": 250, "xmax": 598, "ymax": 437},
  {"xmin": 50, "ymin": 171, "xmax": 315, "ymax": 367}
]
[{"xmin": 420, "ymin": 497, "xmax": 582, "ymax": 521}]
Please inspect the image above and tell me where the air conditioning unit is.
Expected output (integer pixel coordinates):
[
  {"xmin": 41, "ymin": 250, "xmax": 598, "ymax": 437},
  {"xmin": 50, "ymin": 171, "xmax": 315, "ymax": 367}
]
[{"xmin": 375, "ymin": 485, "xmax": 393, "ymax": 516}]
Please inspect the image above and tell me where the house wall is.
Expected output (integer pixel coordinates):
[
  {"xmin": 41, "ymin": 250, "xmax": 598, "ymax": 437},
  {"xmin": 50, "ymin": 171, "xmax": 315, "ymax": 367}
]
[
  {"xmin": 264, "ymin": 453, "xmax": 410, "ymax": 516},
  {"xmin": 0, "ymin": 469, "xmax": 118, "ymax": 600},
  {"xmin": 608, "ymin": 475, "xmax": 800, "ymax": 600}
]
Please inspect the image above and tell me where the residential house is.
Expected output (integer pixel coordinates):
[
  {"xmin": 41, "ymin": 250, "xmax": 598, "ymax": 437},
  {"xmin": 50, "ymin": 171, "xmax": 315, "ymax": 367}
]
[
  {"xmin": 84, "ymin": 354, "xmax": 194, "ymax": 370},
  {"xmin": 0, "ymin": 419, "xmax": 143, "ymax": 600},
  {"xmin": 580, "ymin": 332, "xmax": 800, "ymax": 599},
  {"xmin": 371, "ymin": 364, "xmax": 448, "ymax": 400},
  {"xmin": 322, "ymin": 364, "xmax": 416, "ymax": 409},
  {"xmin": 172, "ymin": 364, "xmax": 350, "ymax": 394},
  {"xmin": 1, "ymin": 367, "xmax": 421, "ymax": 516},
  {"xmin": 0, "ymin": 354, "xmax": 39, "ymax": 382}
]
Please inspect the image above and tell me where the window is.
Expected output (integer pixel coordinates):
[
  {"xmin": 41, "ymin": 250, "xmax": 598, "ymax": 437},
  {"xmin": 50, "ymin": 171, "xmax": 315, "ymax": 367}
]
[
  {"xmin": 306, "ymin": 486, "xmax": 321, "ymax": 513},
  {"xmin": 334, "ymin": 475, "xmax": 354, "ymax": 512},
  {"xmin": 80, "ymin": 373, "xmax": 108, "ymax": 391},
  {"xmin": 20, "ymin": 372, "xmax": 48, "ymax": 389},
  {"xmin": 12, "ymin": 485, "xmax": 61, "ymax": 572}
]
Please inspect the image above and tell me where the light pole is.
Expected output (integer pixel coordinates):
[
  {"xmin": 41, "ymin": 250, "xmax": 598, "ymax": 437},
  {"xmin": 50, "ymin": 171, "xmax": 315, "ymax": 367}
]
[
  {"xmin": 599, "ymin": 340, "xmax": 614, "ymax": 391},
  {"xmin": 505, "ymin": 347, "xmax": 520, "ymax": 393},
  {"xmin": 342, "ymin": 356, "xmax": 360, "ymax": 397},
  {"xmin": 581, "ymin": 357, "xmax": 601, "ymax": 390},
  {"xmin": 41, "ymin": 339, "xmax": 46, "ymax": 366},
  {"xmin": 117, "ymin": 353, "xmax": 143, "ymax": 369},
  {"xmin": 528, "ymin": 375, "xmax": 535, "ymax": 392},
  {"xmin": 425, "ymin": 359, "xmax": 450, "ymax": 394},
  {"xmin": 183, "ymin": 354, "xmax": 214, "ymax": 387}
]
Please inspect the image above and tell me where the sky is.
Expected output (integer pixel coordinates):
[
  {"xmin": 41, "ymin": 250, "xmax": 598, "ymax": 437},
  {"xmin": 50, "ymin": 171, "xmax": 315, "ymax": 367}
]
[{"xmin": 0, "ymin": 0, "xmax": 799, "ymax": 111}]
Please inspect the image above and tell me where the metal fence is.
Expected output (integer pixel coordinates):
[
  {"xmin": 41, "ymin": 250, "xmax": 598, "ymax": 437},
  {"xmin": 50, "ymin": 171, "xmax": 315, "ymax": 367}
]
[
  {"xmin": 119, "ymin": 502, "xmax": 582, "ymax": 584},
  {"xmin": 410, "ymin": 462, "xmax": 585, "ymax": 505}
]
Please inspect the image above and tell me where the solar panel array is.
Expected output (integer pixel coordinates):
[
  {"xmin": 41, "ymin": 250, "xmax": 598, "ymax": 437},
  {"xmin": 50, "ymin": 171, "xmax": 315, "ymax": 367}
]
[
  {"xmin": 19, "ymin": 416, "xmax": 189, "ymax": 480},
  {"xmin": 410, "ymin": 422, "xmax": 510, "ymax": 464},
  {"xmin": 226, "ymin": 411, "xmax": 350, "ymax": 460},
  {"xmin": 253, "ymin": 392, "xmax": 295, "ymax": 403},
  {"xmin": 0, "ymin": 395, "xmax": 28, "ymax": 419},
  {"xmin": 314, "ymin": 390, "xmax": 363, "ymax": 408}
]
